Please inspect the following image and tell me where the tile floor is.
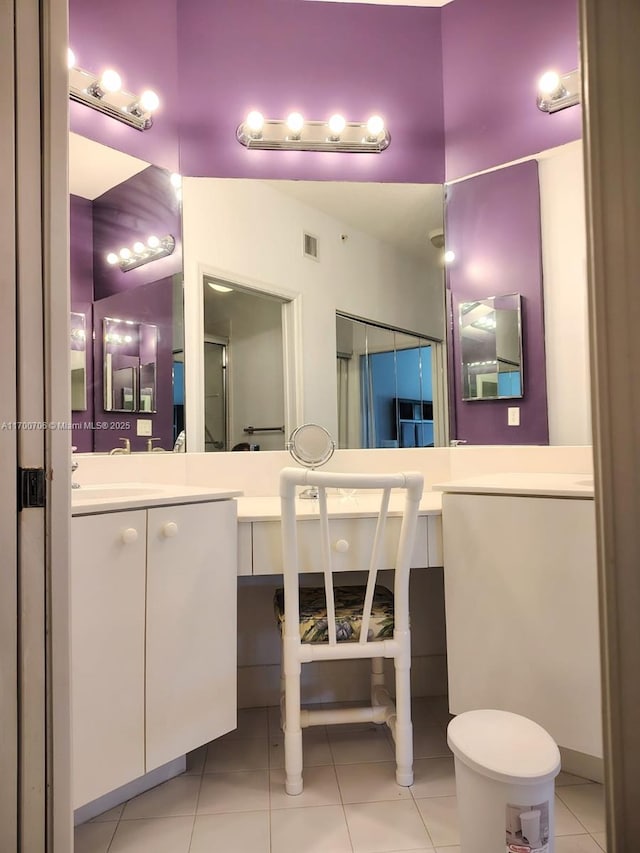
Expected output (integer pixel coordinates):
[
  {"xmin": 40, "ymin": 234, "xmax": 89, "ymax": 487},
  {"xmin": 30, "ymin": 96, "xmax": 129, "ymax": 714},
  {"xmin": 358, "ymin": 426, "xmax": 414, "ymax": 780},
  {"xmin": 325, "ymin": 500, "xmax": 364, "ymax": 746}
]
[{"xmin": 75, "ymin": 697, "xmax": 607, "ymax": 853}]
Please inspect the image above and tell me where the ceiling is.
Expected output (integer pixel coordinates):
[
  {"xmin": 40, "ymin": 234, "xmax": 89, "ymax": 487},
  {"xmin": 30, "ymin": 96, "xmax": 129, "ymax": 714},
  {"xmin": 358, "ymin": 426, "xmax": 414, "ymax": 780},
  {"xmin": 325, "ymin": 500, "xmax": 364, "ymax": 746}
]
[
  {"xmin": 307, "ymin": 1, "xmax": 454, "ymax": 6},
  {"xmin": 69, "ymin": 132, "xmax": 149, "ymax": 200}
]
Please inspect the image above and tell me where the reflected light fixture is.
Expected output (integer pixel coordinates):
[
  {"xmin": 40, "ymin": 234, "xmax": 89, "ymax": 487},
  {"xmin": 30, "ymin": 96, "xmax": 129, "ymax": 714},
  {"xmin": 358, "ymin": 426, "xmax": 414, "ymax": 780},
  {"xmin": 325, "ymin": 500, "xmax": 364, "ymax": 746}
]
[
  {"xmin": 444, "ymin": 250, "xmax": 456, "ymax": 265},
  {"xmin": 208, "ymin": 282, "xmax": 234, "ymax": 293},
  {"xmin": 105, "ymin": 235, "xmax": 175, "ymax": 272},
  {"xmin": 68, "ymin": 48, "xmax": 160, "ymax": 131},
  {"xmin": 536, "ymin": 68, "xmax": 580, "ymax": 113},
  {"xmin": 237, "ymin": 111, "xmax": 390, "ymax": 153}
]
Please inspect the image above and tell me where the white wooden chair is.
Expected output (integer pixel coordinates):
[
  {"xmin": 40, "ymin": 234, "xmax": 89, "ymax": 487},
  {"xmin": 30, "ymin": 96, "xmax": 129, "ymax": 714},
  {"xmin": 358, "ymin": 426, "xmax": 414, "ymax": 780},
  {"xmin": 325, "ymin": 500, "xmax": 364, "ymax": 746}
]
[{"xmin": 274, "ymin": 467, "xmax": 424, "ymax": 795}]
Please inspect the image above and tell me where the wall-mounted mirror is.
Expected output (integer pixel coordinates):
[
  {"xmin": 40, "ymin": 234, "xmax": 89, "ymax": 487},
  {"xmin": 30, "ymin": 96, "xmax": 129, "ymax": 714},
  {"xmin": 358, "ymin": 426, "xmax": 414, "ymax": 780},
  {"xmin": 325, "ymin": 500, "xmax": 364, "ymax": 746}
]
[
  {"xmin": 459, "ymin": 293, "xmax": 523, "ymax": 401},
  {"xmin": 70, "ymin": 312, "xmax": 87, "ymax": 411},
  {"xmin": 103, "ymin": 318, "xmax": 158, "ymax": 413},
  {"xmin": 69, "ymin": 132, "xmax": 183, "ymax": 452}
]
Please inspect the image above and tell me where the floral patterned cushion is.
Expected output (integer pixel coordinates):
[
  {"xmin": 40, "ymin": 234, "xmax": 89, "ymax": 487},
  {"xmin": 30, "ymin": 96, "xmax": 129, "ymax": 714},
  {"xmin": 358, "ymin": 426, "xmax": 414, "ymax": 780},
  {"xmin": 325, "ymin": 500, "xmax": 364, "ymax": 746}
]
[{"xmin": 274, "ymin": 585, "xmax": 394, "ymax": 643}]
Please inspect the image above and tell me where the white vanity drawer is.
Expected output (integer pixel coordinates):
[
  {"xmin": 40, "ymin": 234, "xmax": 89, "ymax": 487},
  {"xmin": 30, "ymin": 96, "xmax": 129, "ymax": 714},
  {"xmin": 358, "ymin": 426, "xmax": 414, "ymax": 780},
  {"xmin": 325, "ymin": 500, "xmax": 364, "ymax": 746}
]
[{"xmin": 251, "ymin": 514, "xmax": 430, "ymax": 576}]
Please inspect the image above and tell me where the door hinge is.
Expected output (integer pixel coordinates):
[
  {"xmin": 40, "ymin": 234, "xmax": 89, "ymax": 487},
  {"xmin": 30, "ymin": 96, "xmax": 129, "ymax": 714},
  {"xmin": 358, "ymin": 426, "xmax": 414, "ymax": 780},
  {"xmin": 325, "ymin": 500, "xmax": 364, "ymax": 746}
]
[{"xmin": 18, "ymin": 467, "xmax": 46, "ymax": 510}]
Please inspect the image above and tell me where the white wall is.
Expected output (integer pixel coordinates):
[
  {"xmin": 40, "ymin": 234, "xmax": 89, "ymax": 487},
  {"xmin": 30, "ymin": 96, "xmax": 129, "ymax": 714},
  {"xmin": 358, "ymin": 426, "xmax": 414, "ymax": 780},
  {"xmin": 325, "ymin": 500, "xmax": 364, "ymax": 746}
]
[
  {"xmin": 538, "ymin": 141, "xmax": 592, "ymax": 445},
  {"xmin": 183, "ymin": 178, "xmax": 445, "ymax": 449}
]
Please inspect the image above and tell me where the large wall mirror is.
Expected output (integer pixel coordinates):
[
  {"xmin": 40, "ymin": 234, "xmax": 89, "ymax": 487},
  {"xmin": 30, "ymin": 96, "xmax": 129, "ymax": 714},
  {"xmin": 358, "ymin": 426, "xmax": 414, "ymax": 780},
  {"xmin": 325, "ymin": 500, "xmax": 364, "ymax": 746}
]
[
  {"xmin": 69, "ymin": 133, "xmax": 184, "ymax": 452},
  {"xmin": 459, "ymin": 294, "xmax": 523, "ymax": 401}
]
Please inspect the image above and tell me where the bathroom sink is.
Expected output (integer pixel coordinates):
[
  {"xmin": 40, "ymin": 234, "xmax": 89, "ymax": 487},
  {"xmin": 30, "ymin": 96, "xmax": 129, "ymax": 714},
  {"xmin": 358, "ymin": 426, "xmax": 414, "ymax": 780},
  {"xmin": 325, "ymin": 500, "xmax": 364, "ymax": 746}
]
[{"xmin": 73, "ymin": 484, "xmax": 165, "ymax": 500}]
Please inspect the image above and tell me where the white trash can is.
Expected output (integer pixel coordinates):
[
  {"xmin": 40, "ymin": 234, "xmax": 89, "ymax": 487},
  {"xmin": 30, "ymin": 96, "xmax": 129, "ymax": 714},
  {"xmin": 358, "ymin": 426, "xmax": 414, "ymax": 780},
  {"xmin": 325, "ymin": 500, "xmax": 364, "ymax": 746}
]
[{"xmin": 447, "ymin": 709, "xmax": 561, "ymax": 853}]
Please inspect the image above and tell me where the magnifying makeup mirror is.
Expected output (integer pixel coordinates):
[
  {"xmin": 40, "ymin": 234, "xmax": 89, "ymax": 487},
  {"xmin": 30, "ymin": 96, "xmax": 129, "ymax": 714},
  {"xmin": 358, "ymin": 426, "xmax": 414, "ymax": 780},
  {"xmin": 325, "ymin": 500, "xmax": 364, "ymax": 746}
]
[{"xmin": 287, "ymin": 423, "xmax": 335, "ymax": 499}]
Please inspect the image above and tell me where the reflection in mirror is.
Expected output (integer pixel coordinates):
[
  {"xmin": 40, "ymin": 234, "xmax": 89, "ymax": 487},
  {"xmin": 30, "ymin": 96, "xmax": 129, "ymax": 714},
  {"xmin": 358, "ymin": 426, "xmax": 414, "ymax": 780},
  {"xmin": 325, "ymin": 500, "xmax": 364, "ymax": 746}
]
[
  {"xmin": 103, "ymin": 318, "xmax": 158, "ymax": 413},
  {"xmin": 337, "ymin": 314, "xmax": 442, "ymax": 448},
  {"xmin": 287, "ymin": 423, "xmax": 336, "ymax": 499},
  {"xmin": 69, "ymin": 132, "xmax": 183, "ymax": 452},
  {"xmin": 459, "ymin": 293, "xmax": 523, "ymax": 401},
  {"xmin": 203, "ymin": 276, "xmax": 288, "ymax": 451},
  {"xmin": 70, "ymin": 312, "xmax": 87, "ymax": 411}
]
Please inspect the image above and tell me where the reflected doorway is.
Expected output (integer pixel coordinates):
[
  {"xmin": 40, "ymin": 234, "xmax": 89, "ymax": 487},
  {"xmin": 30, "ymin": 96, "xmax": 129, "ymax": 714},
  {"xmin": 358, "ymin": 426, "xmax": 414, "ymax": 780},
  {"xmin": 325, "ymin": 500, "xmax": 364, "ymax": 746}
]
[{"xmin": 203, "ymin": 338, "xmax": 227, "ymax": 452}]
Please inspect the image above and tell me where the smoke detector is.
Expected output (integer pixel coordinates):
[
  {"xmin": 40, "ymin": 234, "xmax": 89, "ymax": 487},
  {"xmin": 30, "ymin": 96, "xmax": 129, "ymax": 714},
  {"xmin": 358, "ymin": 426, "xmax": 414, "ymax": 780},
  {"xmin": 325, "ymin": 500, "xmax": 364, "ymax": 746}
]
[{"xmin": 428, "ymin": 228, "xmax": 445, "ymax": 249}]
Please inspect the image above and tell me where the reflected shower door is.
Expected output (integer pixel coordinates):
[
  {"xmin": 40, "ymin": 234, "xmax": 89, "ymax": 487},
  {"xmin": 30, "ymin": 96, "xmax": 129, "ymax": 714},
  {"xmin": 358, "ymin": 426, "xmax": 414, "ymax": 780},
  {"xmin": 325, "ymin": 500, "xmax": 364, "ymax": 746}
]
[{"xmin": 203, "ymin": 340, "xmax": 227, "ymax": 451}]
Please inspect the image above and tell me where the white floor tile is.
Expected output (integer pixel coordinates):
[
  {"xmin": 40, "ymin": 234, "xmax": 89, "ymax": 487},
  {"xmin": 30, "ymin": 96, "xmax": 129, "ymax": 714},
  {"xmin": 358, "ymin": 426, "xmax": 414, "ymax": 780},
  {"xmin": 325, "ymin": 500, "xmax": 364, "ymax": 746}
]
[
  {"xmin": 435, "ymin": 847, "xmax": 460, "ymax": 853},
  {"xmin": 344, "ymin": 799, "xmax": 434, "ymax": 852},
  {"xmin": 557, "ymin": 770, "xmax": 591, "ymax": 787},
  {"xmin": 269, "ymin": 727, "xmax": 333, "ymax": 769},
  {"xmin": 270, "ymin": 765, "xmax": 341, "ymax": 809},
  {"xmin": 189, "ymin": 811, "xmax": 270, "ymax": 853},
  {"xmin": 270, "ymin": 804, "xmax": 353, "ymax": 853},
  {"xmin": 592, "ymin": 831, "xmax": 607, "ymax": 851},
  {"xmin": 412, "ymin": 725, "xmax": 451, "ymax": 760},
  {"xmin": 205, "ymin": 735, "xmax": 269, "ymax": 773},
  {"xmin": 120, "ymin": 775, "xmax": 201, "ymax": 820},
  {"xmin": 554, "ymin": 834, "xmax": 605, "ymax": 853},
  {"xmin": 557, "ymin": 784, "xmax": 606, "ymax": 834},
  {"xmin": 74, "ymin": 820, "xmax": 118, "ymax": 853},
  {"xmin": 197, "ymin": 769, "xmax": 270, "ymax": 814},
  {"xmin": 89, "ymin": 803, "xmax": 124, "ymax": 822},
  {"xmin": 335, "ymin": 762, "xmax": 412, "ymax": 804},
  {"xmin": 555, "ymin": 795, "xmax": 591, "ymax": 835},
  {"xmin": 414, "ymin": 796, "xmax": 459, "ymax": 847},
  {"xmin": 108, "ymin": 816, "xmax": 194, "ymax": 853},
  {"xmin": 328, "ymin": 727, "xmax": 395, "ymax": 765},
  {"xmin": 410, "ymin": 757, "xmax": 457, "ymax": 799}
]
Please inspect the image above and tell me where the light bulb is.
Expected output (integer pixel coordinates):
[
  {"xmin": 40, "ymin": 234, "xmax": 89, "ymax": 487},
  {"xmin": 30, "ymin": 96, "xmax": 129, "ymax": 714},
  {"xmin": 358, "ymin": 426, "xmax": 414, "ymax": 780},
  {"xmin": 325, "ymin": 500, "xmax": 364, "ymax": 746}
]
[
  {"xmin": 67, "ymin": 48, "xmax": 76, "ymax": 69},
  {"xmin": 286, "ymin": 112, "xmax": 304, "ymax": 136},
  {"xmin": 170, "ymin": 173, "xmax": 182, "ymax": 188},
  {"xmin": 133, "ymin": 242, "xmax": 145, "ymax": 254},
  {"xmin": 139, "ymin": 90, "xmax": 160, "ymax": 113},
  {"xmin": 119, "ymin": 247, "xmax": 131, "ymax": 260},
  {"xmin": 538, "ymin": 70, "xmax": 562, "ymax": 98},
  {"xmin": 100, "ymin": 68, "xmax": 122, "ymax": 93},
  {"xmin": 106, "ymin": 252, "xmax": 119, "ymax": 265},
  {"xmin": 366, "ymin": 115, "xmax": 385, "ymax": 138},
  {"xmin": 444, "ymin": 250, "xmax": 456, "ymax": 264},
  {"xmin": 124, "ymin": 335, "xmax": 133, "ymax": 343},
  {"xmin": 147, "ymin": 235, "xmax": 160, "ymax": 249},
  {"xmin": 245, "ymin": 111, "xmax": 264, "ymax": 135},
  {"xmin": 328, "ymin": 114, "xmax": 346, "ymax": 137}
]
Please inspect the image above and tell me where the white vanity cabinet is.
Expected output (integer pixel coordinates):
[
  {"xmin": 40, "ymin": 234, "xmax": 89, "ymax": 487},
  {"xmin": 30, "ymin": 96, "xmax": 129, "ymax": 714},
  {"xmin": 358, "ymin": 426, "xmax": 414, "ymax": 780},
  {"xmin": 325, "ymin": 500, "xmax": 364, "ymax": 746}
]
[
  {"xmin": 71, "ymin": 498, "xmax": 237, "ymax": 809},
  {"xmin": 441, "ymin": 489, "xmax": 602, "ymax": 760}
]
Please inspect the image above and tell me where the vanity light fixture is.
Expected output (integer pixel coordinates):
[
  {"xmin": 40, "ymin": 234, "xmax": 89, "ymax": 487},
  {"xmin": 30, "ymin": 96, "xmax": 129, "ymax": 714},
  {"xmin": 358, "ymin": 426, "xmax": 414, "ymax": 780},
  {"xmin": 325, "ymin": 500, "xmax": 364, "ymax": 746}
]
[
  {"xmin": 444, "ymin": 250, "xmax": 456, "ymax": 264},
  {"xmin": 536, "ymin": 68, "xmax": 580, "ymax": 113},
  {"xmin": 105, "ymin": 235, "xmax": 176, "ymax": 272},
  {"xmin": 68, "ymin": 49, "xmax": 160, "ymax": 131},
  {"xmin": 236, "ymin": 111, "xmax": 391, "ymax": 153}
]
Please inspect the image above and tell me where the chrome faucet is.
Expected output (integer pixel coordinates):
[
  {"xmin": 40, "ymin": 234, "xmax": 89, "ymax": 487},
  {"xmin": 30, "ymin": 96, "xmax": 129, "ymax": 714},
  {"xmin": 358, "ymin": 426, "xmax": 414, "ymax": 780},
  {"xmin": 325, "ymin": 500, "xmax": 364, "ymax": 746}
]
[
  {"xmin": 109, "ymin": 437, "xmax": 131, "ymax": 455},
  {"xmin": 146, "ymin": 437, "xmax": 162, "ymax": 452},
  {"xmin": 450, "ymin": 439, "xmax": 468, "ymax": 447},
  {"xmin": 71, "ymin": 447, "xmax": 80, "ymax": 489}
]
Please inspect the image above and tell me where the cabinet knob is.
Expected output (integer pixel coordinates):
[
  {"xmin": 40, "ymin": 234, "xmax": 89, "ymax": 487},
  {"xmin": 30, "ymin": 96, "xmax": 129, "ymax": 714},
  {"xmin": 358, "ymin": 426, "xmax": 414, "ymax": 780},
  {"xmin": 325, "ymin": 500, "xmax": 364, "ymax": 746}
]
[
  {"xmin": 161, "ymin": 521, "xmax": 179, "ymax": 538},
  {"xmin": 333, "ymin": 539, "xmax": 350, "ymax": 553},
  {"xmin": 121, "ymin": 527, "xmax": 139, "ymax": 544}
]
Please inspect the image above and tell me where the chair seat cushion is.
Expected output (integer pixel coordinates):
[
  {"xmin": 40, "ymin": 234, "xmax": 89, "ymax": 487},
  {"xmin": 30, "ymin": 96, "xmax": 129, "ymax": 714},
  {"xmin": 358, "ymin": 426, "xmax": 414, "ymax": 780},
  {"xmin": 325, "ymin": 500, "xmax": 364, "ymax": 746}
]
[{"xmin": 274, "ymin": 585, "xmax": 394, "ymax": 643}]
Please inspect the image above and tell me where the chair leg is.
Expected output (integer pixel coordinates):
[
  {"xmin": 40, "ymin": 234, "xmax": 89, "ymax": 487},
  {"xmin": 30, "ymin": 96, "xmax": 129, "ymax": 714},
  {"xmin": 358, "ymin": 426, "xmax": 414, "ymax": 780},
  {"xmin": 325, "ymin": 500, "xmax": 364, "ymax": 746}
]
[
  {"xmin": 393, "ymin": 646, "xmax": 413, "ymax": 786},
  {"xmin": 283, "ymin": 644, "xmax": 303, "ymax": 795}
]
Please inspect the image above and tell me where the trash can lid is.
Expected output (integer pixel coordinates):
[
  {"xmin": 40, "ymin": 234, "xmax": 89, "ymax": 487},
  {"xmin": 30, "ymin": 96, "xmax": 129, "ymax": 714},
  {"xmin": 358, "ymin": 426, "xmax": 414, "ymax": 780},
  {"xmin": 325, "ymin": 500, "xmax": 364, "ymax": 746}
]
[{"xmin": 447, "ymin": 710, "xmax": 561, "ymax": 785}]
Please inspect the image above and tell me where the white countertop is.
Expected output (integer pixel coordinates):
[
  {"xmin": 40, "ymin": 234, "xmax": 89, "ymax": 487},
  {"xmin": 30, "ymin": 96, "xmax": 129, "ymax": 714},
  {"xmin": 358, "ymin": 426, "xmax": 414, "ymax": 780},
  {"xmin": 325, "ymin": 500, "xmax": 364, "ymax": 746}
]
[
  {"xmin": 433, "ymin": 472, "xmax": 594, "ymax": 499},
  {"xmin": 71, "ymin": 483, "xmax": 242, "ymax": 515},
  {"xmin": 235, "ymin": 492, "xmax": 443, "ymax": 522}
]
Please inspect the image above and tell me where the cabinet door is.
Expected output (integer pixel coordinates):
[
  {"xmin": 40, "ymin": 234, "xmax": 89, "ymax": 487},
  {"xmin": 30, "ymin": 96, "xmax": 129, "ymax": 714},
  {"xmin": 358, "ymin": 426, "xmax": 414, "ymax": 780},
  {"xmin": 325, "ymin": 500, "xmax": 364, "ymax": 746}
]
[
  {"xmin": 146, "ymin": 500, "xmax": 237, "ymax": 769},
  {"xmin": 71, "ymin": 511, "xmax": 146, "ymax": 808}
]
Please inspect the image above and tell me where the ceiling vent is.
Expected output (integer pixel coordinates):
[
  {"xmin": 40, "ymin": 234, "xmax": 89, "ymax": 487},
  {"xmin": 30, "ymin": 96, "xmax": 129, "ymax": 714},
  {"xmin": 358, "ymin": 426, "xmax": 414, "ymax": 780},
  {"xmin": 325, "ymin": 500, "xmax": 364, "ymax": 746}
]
[{"xmin": 303, "ymin": 232, "xmax": 319, "ymax": 261}]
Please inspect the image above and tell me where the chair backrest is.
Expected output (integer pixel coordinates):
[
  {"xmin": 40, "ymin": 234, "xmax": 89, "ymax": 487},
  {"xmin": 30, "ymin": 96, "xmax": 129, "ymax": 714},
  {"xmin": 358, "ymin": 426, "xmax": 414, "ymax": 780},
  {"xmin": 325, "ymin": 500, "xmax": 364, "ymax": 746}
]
[{"xmin": 279, "ymin": 467, "xmax": 424, "ymax": 646}]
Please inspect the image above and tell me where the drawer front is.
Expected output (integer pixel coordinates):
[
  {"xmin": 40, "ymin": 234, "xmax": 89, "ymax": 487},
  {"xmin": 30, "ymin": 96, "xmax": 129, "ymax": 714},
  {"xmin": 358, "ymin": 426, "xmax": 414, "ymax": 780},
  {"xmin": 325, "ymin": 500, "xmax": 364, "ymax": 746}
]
[{"xmin": 252, "ymin": 515, "xmax": 429, "ymax": 576}]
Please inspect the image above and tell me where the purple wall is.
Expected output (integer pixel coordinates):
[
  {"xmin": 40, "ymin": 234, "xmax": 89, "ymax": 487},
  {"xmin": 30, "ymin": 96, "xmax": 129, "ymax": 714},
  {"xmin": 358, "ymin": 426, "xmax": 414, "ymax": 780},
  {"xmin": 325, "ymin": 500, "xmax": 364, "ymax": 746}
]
[
  {"xmin": 441, "ymin": 0, "xmax": 581, "ymax": 180},
  {"xmin": 92, "ymin": 278, "xmax": 174, "ymax": 453},
  {"xmin": 177, "ymin": 0, "xmax": 445, "ymax": 183},
  {"xmin": 70, "ymin": 195, "xmax": 95, "ymax": 451},
  {"xmin": 445, "ymin": 160, "xmax": 549, "ymax": 445},
  {"xmin": 69, "ymin": 0, "xmax": 180, "ymax": 172},
  {"xmin": 92, "ymin": 165, "xmax": 182, "ymax": 300}
]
